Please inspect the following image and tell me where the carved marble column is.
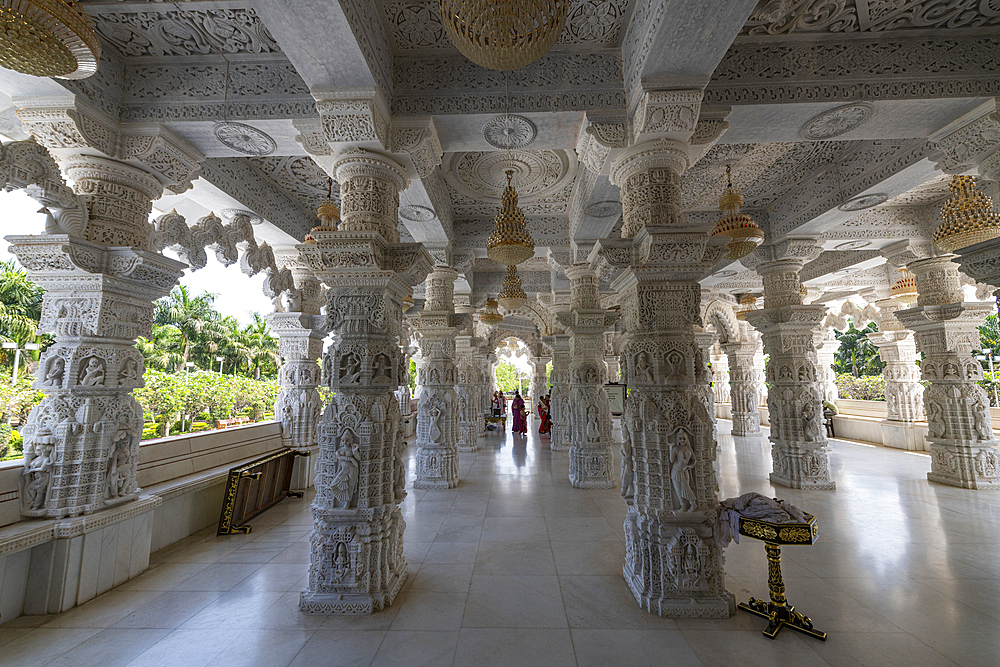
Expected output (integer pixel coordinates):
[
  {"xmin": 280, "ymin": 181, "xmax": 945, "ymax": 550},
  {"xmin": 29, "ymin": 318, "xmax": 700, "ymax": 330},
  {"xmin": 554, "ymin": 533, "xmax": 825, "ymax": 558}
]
[
  {"xmin": 413, "ymin": 267, "xmax": 462, "ymax": 488},
  {"xmin": 545, "ymin": 333, "xmax": 572, "ymax": 452},
  {"xmin": 862, "ymin": 298, "xmax": 925, "ymax": 443},
  {"xmin": 710, "ymin": 343, "xmax": 730, "ymax": 405},
  {"xmin": 744, "ymin": 241, "xmax": 836, "ymax": 490},
  {"xmin": 531, "ymin": 356, "xmax": 549, "ymax": 404},
  {"xmin": 895, "ymin": 256, "xmax": 1000, "ymax": 489},
  {"xmin": 695, "ymin": 330, "xmax": 719, "ymax": 424},
  {"xmin": 298, "ymin": 149, "xmax": 433, "ymax": 613},
  {"xmin": 598, "ymin": 132, "xmax": 734, "ymax": 618},
  {"xmin": 561, "ymin": 266, "xmax": 618, "ymax": 489},
  {"xmin": 723, "ymin": 342, "xmax": 762, "ymax": 436},
  {"xmin": 814, "ymin": 327, "xmax": 840, "ymax": 404},
  {"xmin": 455, "ymin": 333, "xmax": 484, "ymax": 453},
  {"xmin": 12, "ymin": 154, "xmax": 185, "ymax": 519}
]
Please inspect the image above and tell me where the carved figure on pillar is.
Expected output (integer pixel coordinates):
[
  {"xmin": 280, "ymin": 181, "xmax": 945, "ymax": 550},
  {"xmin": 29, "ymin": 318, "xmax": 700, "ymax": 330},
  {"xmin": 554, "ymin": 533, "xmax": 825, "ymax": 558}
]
[
  {"xmin": 296, "ymin": 148, "xmax": 433, "ymax": 613},
  {"xmin": 561, "ymin": 266, "xmax": 618, "ymax": 489},
  {"xmin": 895, "ymin": 255, "xmax": 1000, "ymax": 489},
  {"xmin": 412, "ymin": 266, "xmax": 462, "ymax": 488},
  {"xmin": 455, "ymin": 332, "xmax": 484, "ymax": 453},
  {"xmin": 544, "ymin": 333, "xmax": 572, "ymax": 452},
  {"xmin": 595, "ymin": 126, "xmax": 735, "ymax": 618},
  {"xmin": 744, "ymin": 241, "xmax": 836, "ymax": 490}
]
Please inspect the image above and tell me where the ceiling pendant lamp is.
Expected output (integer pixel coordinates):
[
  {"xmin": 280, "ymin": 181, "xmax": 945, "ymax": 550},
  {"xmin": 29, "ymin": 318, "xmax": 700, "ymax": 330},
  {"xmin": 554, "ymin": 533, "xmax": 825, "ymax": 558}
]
[
  {"xmin": 497, "ymin": 264, "xmax": 528, "ymax": 311},
  {"xmin": 710, "ymin": 165, "xmax": 764, "ymax": 260},
  {"xmin": 487, "ymin": 169, "xmax": 535, "ymax": 266},
  {"xmin": 890, "ymin": 268, "xmax": 918, "ymax": 304},
  {"xmin": 933, "ymin": 175, "xmax": 1000, "ymax": 253},
  {"xmin": 735, "ymin": 294, "xmax": 758, "ymax": 321},
  {"xmin": 438, "ymin": 0, "xmax": 568, "ymax": 71},
  {"xmin": 480, "ymin": 298, "xmax": 504, "ymax": 325},
  {"xmin": 0, "ymin": 0, "xmax": 100, "ymax": 79},
  {"xmin": 304, "ymin": 179, "xmax": 339, "ymax": 243}
]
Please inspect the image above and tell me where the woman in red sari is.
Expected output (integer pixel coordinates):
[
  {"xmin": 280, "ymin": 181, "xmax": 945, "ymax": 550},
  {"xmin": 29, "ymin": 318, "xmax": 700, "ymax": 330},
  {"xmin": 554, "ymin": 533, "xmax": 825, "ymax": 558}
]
[
  {"xmin": 537, "ymin": 394, "xmax": 551, "ymax": 434},
  {"xmin": 511, "ymin": 391, "xmax": 527, "ymax": 434}
]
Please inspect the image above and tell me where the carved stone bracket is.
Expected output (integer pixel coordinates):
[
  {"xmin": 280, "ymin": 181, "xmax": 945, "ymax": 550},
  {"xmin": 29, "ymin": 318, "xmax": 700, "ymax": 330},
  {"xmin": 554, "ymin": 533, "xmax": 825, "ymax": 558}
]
[
  {"xmin": 390, "ymin": 117, "xmax": 443, "ymax": 178},
  {"xmin": 314, "ymin": 88, "xmax": 391, "ymax": 147},
  {"xmin": 929, "ymin": 98, "xmax": 1000, "ymax": 182}
]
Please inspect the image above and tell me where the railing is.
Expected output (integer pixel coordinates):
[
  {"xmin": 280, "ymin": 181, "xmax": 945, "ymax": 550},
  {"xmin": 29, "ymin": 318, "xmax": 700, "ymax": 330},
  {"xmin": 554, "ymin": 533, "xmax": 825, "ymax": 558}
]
[{"xmin": 217, "ymin": 448, "xmax": 309, "ymax": 535}]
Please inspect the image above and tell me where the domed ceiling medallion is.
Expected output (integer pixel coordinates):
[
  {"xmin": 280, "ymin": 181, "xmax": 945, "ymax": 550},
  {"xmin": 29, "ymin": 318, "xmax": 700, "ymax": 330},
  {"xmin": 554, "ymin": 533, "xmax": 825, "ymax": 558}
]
[{"xmin": 483, "ymin": 114, "xmax": 537, "ymax": 150}]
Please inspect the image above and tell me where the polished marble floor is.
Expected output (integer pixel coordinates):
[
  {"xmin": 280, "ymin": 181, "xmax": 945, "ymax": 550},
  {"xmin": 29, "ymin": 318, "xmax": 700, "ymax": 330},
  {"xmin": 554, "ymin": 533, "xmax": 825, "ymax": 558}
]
[{"xmin": 3, "ymin": 419, "xmax": 1000, "ymax": 666}]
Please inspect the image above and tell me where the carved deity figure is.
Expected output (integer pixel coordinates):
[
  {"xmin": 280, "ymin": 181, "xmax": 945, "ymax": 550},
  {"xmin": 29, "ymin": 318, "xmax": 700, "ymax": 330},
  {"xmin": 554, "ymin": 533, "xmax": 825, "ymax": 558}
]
[
  {"xmin": 330, "ymin": 431, "xmax": 360, "ymax": 508},
  {"xmin": 927, "ymin": 400, "xmax": 946, "ymax": 438},
  {"xmin": 585, "ymin": 366, "xmax": 599, "ymax": 384},
  {"xmin": 973, "ymin": 396, "xmax": 992, "ymax": 441},
  {"xmin": 586, "ymin": 405, "xmax": 600, "ymax": 442},
  {"xmin": 801, "ymin": 401, "xmax": 820, "ymax": 442},
  {"xmin": 43, "ymin": 357, "xmax": 65, "ymax": 387},
  {"xmin": 118, "ymin": 358, "xmax": 139, "ymax": 384},
  {"xmin": 339, "ymin": 353, "xmax": 361, "ymax": 383},
  {"xmin": 333, "ymin": 541, "xmax": 350, "ymax": 582},
  {"xmin": 79, "ymin": 357, "xmax": 106, "ymax": 386},
  {"xmin": 373, "ymin": 354, "xmax": 391, "ymax": 384},
  {"xmin": 106, "ymin": 425, "xmax": 135, "ymax": 499},
  {"xmin": 621, "ymin": 423, "xmax": 634, "ymax": 504},
  {"xmin": 429, "ymin": 405, "xmax": 443, "ymax": 442},
  {"xmin": 636, "ymin": 351, "xmax": 655, "ymax": 383},
  {"xmin": 670, "ymin": 430, "xmax": 697, "ymax": 512},
  {"xmin": 280, "ymin": 402, "xmax": 294, "ymax": 436}
]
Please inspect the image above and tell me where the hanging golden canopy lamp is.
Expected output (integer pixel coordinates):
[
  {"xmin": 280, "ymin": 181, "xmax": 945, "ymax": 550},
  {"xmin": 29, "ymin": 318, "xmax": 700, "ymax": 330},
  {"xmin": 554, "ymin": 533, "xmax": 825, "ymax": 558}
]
[
  {"xmin": 735, "ymin": 294, "xmax": 758, "ymax": 321},
  {"xmin": 480, "ymin": 298, "xmax": 504, "ymax": 325},
  {"xmin": 710, "ymin": 164, "xmax": 765, "ymax": 260},
  {"xmin": 304, "ymin": 179, "xmax": 339, "ymax": 243},
  {"xmin": 890, "ymin": 268, "xmax": 918, "ymax": 304},
  {"xmin": 0, "ymin": 0, "xmax": 100, "ymax": 79},
  {"xmin": 437, "ymin": 0, "xmax": 568, "ymax": 71},
  {"xmin": 933, "ymin": 175, "xmax": 1000, "ymax": 253},
  {"xmin": 497, "ymin": 264, "xmax": 528, "ymax": 311},
  {"xmin": 487, "ymin": 170, "xmax": 535, "ymax": 266}
]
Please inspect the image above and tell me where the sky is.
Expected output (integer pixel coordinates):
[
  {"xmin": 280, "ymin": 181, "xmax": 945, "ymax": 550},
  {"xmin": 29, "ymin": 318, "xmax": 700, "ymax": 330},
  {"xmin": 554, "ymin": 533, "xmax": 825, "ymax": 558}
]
[{"xmin": 0, "ymin": 189, "xmax": 273, "ymax": 326}]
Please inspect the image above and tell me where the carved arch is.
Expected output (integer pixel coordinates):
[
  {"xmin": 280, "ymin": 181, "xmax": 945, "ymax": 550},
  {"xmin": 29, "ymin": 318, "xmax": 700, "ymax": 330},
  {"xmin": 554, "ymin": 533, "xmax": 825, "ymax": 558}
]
[
  {"xmin": 505, "ymin": 300, "xmax": 555, "ymax": 336},
  {"xmin": 0, "ymin": 139, "xmax": 88, "ymax": 236},
  {"xmin": 703, "ymin": 300, "xmax": 740, "ymax": 345}
]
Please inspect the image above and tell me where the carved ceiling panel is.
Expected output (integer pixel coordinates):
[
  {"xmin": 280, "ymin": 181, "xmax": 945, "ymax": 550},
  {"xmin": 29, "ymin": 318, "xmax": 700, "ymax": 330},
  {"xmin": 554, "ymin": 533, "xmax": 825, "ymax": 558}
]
[
  {"xmin": 92, "ymin": 8, "xmax": 281, "ymax": 58},
  {"xmin": 880, "ymin": 174, "xmax": 953, "ymax": 206},
  {"xmin": 247, "ymin": 156, "xmax": 339, "ymax": 219},
  {"xmin": 741, "ymin": 0, "xmax": 1000, "ymax": 36},
  {"xmin": 378, "ymin": 0, "xmax": 633, "ymax": 54}
]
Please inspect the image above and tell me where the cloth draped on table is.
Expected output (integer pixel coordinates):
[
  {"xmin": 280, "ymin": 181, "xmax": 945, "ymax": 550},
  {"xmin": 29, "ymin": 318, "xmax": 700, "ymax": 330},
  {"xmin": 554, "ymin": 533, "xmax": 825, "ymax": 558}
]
[
  {"xmin": 511, "ymin": 394, "xmax": 527, "ymax": 434},
  {"xmin": 715, "ymin": 492, "xmax": 809, "ymax": 547},
  {"xmin": 537, "ymin": 395, "xmax": 551, "ymax": 434}
]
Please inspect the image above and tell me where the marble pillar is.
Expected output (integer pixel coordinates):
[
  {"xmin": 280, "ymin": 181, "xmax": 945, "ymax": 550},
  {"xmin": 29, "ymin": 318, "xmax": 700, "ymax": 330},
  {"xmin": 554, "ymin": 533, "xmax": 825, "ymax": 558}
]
[
  {"xmin": 562, "ymin": 265, "xmax": 618, "ymax": 489},
  {"xmin": 723, "ymin": 342, "xmax": 762, "ymax": 436},
  {"xmin": 413, "ymin": 267, "xmax": 462, "ymax": 489},
  {"xmin": 546, "ymin": 334, "xmax": 572, "ymax": 452},
  {"xmin": 744, "ymin": 241, "xmax": 836, "ymax": 490},
  {"xmin": 870, "ymin": 299, "xmax": 925, "ymax": 417},
  {"xmin": 895, "ymin": 256, "xmax": 1000, "ymax": 488},
  {"xmin": 598, "ymin": 133, "xmax": 734, "ymax": 618},
  {"xmin": 298, "ymin": 149, "xmax": 433, "ymax": 613},
  {"xmin": 814, "ymin": 328, "xmax": 840, "ymax": 404},
  {"xmin": 531, "ymin": 356, "xmax": 549, "ymax": 404},
  {"xmin": 710, "ymin": 344, "xmax": 730, "ymax": 405},
  {"xmin": 12, "ymin": 154, "xmax": 186, "ymax": 519},
  {"xmin": 455, "ymin": 333, "xmax": 484, "ymax": 453}
]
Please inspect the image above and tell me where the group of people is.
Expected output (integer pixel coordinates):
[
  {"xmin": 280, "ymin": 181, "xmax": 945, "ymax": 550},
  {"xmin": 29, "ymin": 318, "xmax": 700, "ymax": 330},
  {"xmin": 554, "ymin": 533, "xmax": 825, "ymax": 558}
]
[{"xmin": 491, "ymin": 390, "xmax": 552, "ymax": 436}]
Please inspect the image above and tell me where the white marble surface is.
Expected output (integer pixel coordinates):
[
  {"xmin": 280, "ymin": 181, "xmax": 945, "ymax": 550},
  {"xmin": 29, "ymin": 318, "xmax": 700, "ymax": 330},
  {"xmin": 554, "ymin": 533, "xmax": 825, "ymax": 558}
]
[{"xmin": 2, "ymin": 418, "xmax": 998, "ymax": 666}]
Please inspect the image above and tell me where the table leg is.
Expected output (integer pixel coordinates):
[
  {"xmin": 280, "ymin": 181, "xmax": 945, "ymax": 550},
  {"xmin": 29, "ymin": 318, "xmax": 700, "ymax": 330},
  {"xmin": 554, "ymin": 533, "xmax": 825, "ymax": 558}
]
[{"xmin": 737, "ymin": 542, "xmax": 827, "ymax": 641}]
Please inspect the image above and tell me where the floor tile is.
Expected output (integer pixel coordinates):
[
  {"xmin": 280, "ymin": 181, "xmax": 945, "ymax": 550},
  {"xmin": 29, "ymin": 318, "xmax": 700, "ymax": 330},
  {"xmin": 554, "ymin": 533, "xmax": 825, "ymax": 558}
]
[
  {"xmin": 453, "ymin": 628, "xmax": 576, "ymax": 667},
  {"xmin": 370, "ymin": 630, "xmax": 459, "ymax": 666}
]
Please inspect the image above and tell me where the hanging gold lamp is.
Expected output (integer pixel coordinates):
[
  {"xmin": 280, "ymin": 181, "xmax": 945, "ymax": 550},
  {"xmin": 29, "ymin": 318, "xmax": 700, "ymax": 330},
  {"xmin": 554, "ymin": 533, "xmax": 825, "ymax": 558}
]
[
  {"xmin": 890, "ymin": 268, "xmax": 918, "ymax": 304},
  {"xmin": 304, "ymin": 178, "xmax": 339, "ymax": 243},
  {"xmin": 438, "ymin": 0, "xmax": 568, "ymax": 71},
  {"xmin": 735, "ymin": 294, "xmax": 758, "ymax": 321},
  {"xmin": 487, "ymin": 170, "xmax": 535, "ymax": 266},
  {"xmin": 480, "ymin": 298, "xmax": 504, "ymax": 325},
  {"xmin": 497, "ymin": 264, "xmax": 528, "ymax": 311},
  {"xmin": 933, "ymin": 175, "xmax": 1000, "ymax": 253},
  {"xmin": 710, "ymin": 164, "xmax": 764, "ymax": 260},
  {"xmin": 0, "ymin": 0, "xmax": 100, "ymax": 79}
]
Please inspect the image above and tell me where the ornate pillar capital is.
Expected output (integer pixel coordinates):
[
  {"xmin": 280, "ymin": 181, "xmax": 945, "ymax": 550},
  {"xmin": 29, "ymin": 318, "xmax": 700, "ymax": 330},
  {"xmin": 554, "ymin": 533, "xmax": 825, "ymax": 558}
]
[
  {"xmin": 391, "ymin": 117, "xmax": 443, "ymax": 178},
  {"xmin": 631, "ymin": 89, "xmax": 703, "ymax": 145},
  {"xmin": 314, "ymin": 87, "xmax": 391, "ymax": 148},
  {"xmin": 332, "ymin": 148, "xmax": 408, "ymax": 241}
]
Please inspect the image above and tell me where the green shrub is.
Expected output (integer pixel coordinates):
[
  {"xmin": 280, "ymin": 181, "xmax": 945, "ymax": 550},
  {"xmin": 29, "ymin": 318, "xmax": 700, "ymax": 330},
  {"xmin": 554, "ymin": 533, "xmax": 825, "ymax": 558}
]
[{"xmin": 835, "ymin": 373, "xmax": 886, "ymax": 401}]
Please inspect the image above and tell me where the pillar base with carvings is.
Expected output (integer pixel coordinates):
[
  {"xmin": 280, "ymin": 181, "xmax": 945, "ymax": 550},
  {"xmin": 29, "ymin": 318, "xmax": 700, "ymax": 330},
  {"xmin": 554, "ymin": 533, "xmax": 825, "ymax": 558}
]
[
  {"xmin": 623, "ymin": 509, "xmax": 736, "ymax": 618},
  {"xmin": 568, "ymin": 444, "xmax": 615, "ymax": 489},
  {"xmin": 731, "ymin": 412, "xmax": 762, "ymax": 437},
  {"xmin": 768, "ymin": 441, "xmax": 837, "ymax": 490},
  {"xmin": 300, "ymin": 506, "xmax": 407, "ymax": 613},
  {"xmin": 413, "ymin": 446, "xmax": 460, "ymax": 489}
]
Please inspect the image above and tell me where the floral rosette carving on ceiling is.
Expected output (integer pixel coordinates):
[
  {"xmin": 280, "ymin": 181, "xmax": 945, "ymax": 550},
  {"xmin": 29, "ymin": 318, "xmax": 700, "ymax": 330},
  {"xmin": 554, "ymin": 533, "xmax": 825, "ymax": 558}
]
[{"xmin": 442, "ymin": 149, "xmax": 576, "ymax": 204}]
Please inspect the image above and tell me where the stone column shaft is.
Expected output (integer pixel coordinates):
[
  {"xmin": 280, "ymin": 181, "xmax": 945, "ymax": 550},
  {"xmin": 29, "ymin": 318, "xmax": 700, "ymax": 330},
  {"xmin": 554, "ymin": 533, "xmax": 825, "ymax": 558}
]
[
  {"xmin": 895, "ymin": 256, "xmax": 1000, "ymax": 488},
  {"xmin": 745, "ymin": 242, "xmax": 835, "ymax": 490},
  {"xmin": 546, "ymin": 334, "xmax": 572, "ymax": 451},
  {"xmin": 413, "ymin": 267, "xmax": 462, "ymax": 488},
  {"xmin": 723, "ymin": 342, "xmax": 761, "ymax": 436},
  {"xmin": 710, "ymin": 346, "xmax": 730, "ymax": 405},
  {"xmin": 562, "ymin": 266, "xmax": 618, "ymax": 489},
  {"xmin": 298, "ymin": 148, "xmax": 433, "ymax": 613},
  {"xmin": 455, "ymin": 334, "xmax": 484, "ymax": 453}
]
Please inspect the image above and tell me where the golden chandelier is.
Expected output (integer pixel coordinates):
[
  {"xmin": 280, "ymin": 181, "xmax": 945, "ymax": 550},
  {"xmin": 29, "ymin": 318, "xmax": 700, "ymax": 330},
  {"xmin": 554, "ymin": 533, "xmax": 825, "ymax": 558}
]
[
  {"xmin": 487, "ymin": 169, "xmax": 535, "ymax": 266},
  {"xmin": 497, "ymin": 264, "xmax": 528, "ymax": 311},
  {"xmin": 890, "ymin": 268, "xmax": 918, "ymax": 304},
  {"xmin": 480, "ymin": 298, "xmax": 504, "ymax": 325},
  {"xmin": 710, "ymin": 165, "xmax": 764, "ymax": 260},
  {"xmin": 438, "ymin": 0, "xmax": 568, "ymax": 71},
  {"xmin": 304, "ymin": 180, "xmax": 339, "ymax": 243},
  {"xmin": 0, "ymin": 0, "xmax": 99, "ymax": 79},
  {"xmin": 735, "ymin": 294, "xmax": 758, "ymax": 321},
  {"xmin": 933, "ymin": 175, "xmax": 1000, "ymax": 253}
]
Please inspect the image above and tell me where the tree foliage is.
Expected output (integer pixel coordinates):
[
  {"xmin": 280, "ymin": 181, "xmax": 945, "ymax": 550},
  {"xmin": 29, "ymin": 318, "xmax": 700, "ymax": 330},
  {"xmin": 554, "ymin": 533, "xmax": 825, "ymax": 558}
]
[{"xmin": 834, "ymin": 321, "xmax": 884, "ymax": 377}]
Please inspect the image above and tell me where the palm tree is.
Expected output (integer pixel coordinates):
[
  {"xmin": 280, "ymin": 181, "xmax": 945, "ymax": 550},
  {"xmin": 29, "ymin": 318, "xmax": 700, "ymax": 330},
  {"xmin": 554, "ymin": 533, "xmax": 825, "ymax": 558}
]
[
  {"xmin": 834, "ymin": 321, "xmax": 884, "ymax": 377},
  {"xmin": 0, "ymin": 260, "xmax": 46, "ymax": 372},
  {"xmin": 237, "ymin": 313, "xmax": 279, "ymax": 380},
  {"xmin": 136, "ymin": 325, "xmax": 183, "ymax": 372},
  {"xmin": 153, "ymin": 286, "xmax": 227, "ymax": 368}
]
